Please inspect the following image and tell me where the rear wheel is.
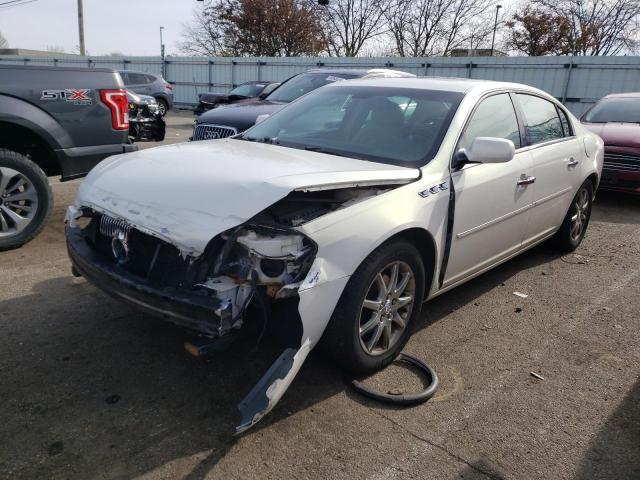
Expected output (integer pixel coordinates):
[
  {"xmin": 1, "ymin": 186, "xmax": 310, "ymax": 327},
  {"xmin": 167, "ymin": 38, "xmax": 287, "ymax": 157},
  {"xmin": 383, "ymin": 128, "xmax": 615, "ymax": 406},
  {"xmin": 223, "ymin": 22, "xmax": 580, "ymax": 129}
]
[
  {"xmin": 320, "ymin": 240, "xmax": 425, "ymax": 375},
  {"xmin": 551, "ymin": 180, "xmax": 593, "ymax": 253},
  {"xmin": 0, "ymin": 149, "xmax": 52, "ymax": 251}
]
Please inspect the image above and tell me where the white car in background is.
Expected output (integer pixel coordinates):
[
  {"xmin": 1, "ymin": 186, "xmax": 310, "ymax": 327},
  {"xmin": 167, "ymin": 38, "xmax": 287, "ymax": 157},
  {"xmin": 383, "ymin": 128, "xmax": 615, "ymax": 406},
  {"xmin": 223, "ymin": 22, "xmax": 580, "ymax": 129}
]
[{"xmin": 65, "ymin": 77, "xmax": 603, "ymax": 432}]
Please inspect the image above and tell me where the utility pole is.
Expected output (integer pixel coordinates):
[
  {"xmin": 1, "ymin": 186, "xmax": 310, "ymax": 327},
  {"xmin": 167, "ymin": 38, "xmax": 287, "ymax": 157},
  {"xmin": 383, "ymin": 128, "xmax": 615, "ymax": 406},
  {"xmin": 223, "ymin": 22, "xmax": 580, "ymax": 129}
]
[
  {"xmin": 160, "ymin": 26, "xmax": 165, "ymax": 78},
  {"xmin": 490, "ymin": 4, "xmax": 502, "ymax": 57},
  {"xmin": 77, "ymin": 0, "xmax": 85, "ymax": 56}
]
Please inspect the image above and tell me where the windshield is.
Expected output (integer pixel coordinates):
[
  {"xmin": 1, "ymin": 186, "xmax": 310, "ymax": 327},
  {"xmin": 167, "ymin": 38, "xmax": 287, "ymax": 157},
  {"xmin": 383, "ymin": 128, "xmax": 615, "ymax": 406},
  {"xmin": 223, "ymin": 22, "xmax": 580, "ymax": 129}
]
[
  {"xmin": 583, "ymin": 97, "xmax": 640, "ymax": 123},
  {"xmin": 266, "ymin": 73, "xmax": 360, "ymax": 103},
  {"xmin": 229, "ymin": 83, "xmax": 266, "ymax": 98},
  {"xmin": 241, "ymin": 85, "xmax": 463, "ymax": 167}
]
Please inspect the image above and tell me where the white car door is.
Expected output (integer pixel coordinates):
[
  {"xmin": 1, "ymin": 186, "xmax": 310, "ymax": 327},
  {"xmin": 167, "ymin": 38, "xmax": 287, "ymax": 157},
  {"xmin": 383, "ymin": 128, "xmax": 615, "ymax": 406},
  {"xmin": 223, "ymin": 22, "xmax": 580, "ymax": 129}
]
[
  {"xmin": 514, "ymin": 94, "xmax": 584, "ymax": 246},
  {"xmin": 444, "ymin": 92, "xmax": 534, "ymax": 287}
]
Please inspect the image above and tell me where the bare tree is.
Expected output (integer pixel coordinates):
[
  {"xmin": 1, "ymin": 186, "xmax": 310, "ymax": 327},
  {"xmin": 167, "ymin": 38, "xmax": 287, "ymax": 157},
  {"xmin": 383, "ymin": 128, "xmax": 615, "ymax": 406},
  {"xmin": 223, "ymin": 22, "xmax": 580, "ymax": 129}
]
[
  {"xmin": 0, "ymin": 31, "xmax": 8, "ymax": 49},
  {"xmin": 440, "ymin": 0, "xmax": 495, "ymax": 55},
  {"xmin": 317, "ymin": 0, "xmax": 391, "ymax": 57},
  {"xmin": 385, "ymin": 0, "xmax": 495, "ymax": 57},
  {"xmin": 180, "ymin": 2, "xmax": 229, "ymax": 56},
  {"xmin": 538, "ymin": 0, "xmax": 640, "ymax": 55},
  {"xmin": 385, "ymin": 0, "xmax": 450, "ymax": 56}
]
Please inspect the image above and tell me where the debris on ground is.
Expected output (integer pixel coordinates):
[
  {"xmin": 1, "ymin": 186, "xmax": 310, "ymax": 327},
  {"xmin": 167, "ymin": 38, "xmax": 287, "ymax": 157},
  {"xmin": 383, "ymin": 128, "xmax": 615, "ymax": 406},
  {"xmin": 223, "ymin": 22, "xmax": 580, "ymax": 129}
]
[
  {"xmin": 105, "ymin": 394, "xmax": 121, "ymax": 405},
  {"xmin": 561, "ymin": 254, "xmax": 589, "ymax": 265},
  {"xmin": 515, "ymin": 307, "xmax": 523, "ymax": 313},
  {"xmin": 47, "ymin": 442, "xmax": 64, "ymax": 456},
  {"xmin": 513, "ymin": 291, "xmax": 528, "ymax": 298},
  {"xmin": 530, "ymin": 372, "xmax": 545, "ymax": 380}
]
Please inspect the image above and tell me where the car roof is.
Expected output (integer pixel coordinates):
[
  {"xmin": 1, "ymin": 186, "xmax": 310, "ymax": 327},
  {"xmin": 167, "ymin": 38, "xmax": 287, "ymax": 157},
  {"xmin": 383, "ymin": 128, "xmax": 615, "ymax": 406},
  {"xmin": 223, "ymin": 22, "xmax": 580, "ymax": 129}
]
[
  {"xmin": 119, "ymin": 70, "xmax": 158, "ymax": 77},
  {"xmin": 603, "ymin": 92, "xmax": 640, "ymax": 99},
  {"xmin": 304, "ymin": 68, "xmax": 415, "ymax": 78},
  {"xmin": 240, "ymin": 80, "xmax": 276, "ymax": 85},
  {"xmin": 329, "ymin": 76, "xmax": 549, "ymax": 95}
]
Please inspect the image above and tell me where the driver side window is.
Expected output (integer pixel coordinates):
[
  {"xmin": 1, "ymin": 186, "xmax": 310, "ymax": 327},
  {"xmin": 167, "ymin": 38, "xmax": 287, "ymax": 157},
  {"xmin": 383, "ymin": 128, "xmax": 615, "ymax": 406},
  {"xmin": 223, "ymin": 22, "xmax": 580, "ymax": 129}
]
[{"xmin": 459, "ymin": 93, "xmax": 521, "ymax": 150}]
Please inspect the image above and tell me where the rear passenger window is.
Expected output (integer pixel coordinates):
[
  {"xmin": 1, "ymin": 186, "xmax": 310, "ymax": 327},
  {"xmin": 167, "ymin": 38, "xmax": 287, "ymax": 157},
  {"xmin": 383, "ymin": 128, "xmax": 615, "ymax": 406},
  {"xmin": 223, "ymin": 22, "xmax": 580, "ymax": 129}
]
[
  {"xmin": 144, "ymin": 74, "xmax": 157, "ymax": 83},
  {"xmin": 128, "ymin": 73, "xmax": 148, "ymax": 84},
  {"xmin": 557, "ymin": 107, "xmax": 572, "ymax": 136},
  {"xmin": 458, "ymin": 93, "xmax": 521, "ymax": 150},
  {"xmin": 517, "ymin": 94, "xmax": 564, "ymax": 145}
]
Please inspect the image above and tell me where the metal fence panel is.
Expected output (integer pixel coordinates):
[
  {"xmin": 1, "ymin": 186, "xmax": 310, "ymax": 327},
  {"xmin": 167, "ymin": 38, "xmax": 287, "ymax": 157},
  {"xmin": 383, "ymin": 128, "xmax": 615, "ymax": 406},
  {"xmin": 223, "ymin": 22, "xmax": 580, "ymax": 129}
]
[{"xmin": 1, "ymin": 54, "xmax": 639, "ymax": 115}]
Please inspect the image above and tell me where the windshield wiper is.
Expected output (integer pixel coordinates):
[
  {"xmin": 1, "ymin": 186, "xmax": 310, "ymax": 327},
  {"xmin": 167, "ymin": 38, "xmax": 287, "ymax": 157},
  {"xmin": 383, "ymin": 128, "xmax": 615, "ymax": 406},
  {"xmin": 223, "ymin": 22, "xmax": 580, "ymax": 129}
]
[
  {"xmin": 303, "ymin": 145, "xmax": 346, "ymax": 157},
  {"xmin": 239, "ymin": 136, "xmax": 279, "ymax": 144}
]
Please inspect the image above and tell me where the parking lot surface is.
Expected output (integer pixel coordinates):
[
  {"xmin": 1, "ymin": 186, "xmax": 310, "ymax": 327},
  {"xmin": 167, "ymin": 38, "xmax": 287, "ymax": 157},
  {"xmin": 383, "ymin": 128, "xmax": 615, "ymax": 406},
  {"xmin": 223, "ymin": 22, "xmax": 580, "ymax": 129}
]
[{"xmin": 1, "ymin": 113, "xmax": 638, "ymax": 480}]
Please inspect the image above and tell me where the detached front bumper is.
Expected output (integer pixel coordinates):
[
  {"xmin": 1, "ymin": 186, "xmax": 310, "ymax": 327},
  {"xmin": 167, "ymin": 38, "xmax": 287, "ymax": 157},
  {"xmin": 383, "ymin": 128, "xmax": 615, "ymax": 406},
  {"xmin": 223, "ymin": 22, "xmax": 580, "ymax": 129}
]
[{"xmin": 66, "ymin": 226, "xmax": 224, "ymax": 335}]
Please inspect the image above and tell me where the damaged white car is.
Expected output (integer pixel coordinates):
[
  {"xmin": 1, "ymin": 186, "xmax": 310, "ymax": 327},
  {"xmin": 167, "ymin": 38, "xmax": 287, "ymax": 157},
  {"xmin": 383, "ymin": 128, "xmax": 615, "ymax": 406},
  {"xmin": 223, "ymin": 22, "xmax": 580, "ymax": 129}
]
[{"xmin": 65, "ymin": 78, "xmax": 603, "ymax": 432}]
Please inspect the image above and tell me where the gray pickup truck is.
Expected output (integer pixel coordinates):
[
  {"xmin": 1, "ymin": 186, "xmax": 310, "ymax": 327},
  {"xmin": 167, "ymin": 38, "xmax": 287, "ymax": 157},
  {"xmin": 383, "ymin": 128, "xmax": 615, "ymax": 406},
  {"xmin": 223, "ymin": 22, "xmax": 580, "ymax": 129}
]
[{"xmin": 0, "ymin": 64, "xmax": 137, "ymax": 250}]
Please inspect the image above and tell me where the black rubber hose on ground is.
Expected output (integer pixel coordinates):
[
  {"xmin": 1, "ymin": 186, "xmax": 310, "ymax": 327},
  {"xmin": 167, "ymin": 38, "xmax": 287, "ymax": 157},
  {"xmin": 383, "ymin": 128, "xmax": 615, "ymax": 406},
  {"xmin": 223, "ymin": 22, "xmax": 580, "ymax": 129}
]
[{"xmin": 351, "ymin": 352, "xmax": 439, "ymax": 406}]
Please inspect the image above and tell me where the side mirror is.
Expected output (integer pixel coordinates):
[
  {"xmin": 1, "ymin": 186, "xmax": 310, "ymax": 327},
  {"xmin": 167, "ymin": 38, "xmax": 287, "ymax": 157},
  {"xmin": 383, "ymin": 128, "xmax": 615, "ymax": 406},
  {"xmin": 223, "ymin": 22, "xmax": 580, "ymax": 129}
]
[
  {"xmin": 258, "ymin": 92, "xmax": 269, "ymax": 100},
  {"xmin": 453, "ymin": 137, "xmax": 515, "ymax": 170},
  {"xmin": 255, "ymin": 113, "xmax": 270, "ymax": 125}
]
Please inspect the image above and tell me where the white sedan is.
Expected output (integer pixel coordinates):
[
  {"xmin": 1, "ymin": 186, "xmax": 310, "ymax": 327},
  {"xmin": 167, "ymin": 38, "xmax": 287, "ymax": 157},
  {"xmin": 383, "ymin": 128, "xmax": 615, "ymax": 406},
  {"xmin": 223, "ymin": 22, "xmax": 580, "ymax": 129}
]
[{"xmin": 65, "ymin": 77, "xmax": 603, "ymax": 432}]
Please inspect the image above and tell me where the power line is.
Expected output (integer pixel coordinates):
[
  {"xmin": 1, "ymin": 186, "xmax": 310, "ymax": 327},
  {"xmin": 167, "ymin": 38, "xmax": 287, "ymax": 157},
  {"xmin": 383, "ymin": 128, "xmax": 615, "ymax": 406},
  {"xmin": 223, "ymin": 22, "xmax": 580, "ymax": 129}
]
[
  {"xmin": 0, "ymin": 0, "xmax": 39, "ymax": 8},
  {"xmin": 0, "ymin": 0, "xmax": 33, "ymax": 5}
]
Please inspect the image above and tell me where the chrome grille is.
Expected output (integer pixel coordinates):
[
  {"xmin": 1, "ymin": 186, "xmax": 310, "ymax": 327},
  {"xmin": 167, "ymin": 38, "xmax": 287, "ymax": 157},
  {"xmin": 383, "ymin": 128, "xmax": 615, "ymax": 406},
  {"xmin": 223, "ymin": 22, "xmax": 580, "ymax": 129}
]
[
  {"xmin": 99, "ymin": 214, "xmax": 131, "ymax": 238},
  {"xmin": 192, "ymin": 124, "xmax": 238, "ymax": 141},
  {"xmin": 603, "ymin": 151, "xmax": 640, "ymax": 172}
]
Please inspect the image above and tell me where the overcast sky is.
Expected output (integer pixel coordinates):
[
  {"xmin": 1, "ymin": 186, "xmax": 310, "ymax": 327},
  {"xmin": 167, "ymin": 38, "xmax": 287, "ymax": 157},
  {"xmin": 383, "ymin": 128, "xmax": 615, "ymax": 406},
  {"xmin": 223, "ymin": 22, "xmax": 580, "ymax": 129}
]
[
  {"xmin": 0, "ymin": 0, "xmax": 197, "ymax": 56},
  {"xmin": 0, "ymin": 0, "xmax": 515, "ymax": 57}
]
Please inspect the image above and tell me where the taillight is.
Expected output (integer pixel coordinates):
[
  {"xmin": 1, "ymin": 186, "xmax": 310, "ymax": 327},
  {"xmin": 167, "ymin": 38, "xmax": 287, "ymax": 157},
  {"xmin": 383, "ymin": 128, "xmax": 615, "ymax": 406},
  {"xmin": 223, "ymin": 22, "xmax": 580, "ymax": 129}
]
[
  {"xmin": 100, "ymin": 89, "xmax": 129, "ymax": 130},
  {"xmin": 166, "ymin": 82, "xmax": 173, "ymax": 92}
]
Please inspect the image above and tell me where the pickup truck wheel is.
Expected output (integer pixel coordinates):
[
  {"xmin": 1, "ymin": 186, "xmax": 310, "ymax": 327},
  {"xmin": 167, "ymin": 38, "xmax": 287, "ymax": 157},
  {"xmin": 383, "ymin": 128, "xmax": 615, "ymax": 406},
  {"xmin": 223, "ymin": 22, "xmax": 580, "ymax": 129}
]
[
  {"xmin": 551, "ymin": 180, "xmax": 593, "ymax": 253},
  {"xmin": 320, "ymin": 240, "xmax": 425, "ymax": 375},
  {"xmin": 156, "ymin": 98, "xmax": 169, "ymax": 116},
  {"xmin": 0, "ymin": 149, "xmax": 52, "ymax": 251}
]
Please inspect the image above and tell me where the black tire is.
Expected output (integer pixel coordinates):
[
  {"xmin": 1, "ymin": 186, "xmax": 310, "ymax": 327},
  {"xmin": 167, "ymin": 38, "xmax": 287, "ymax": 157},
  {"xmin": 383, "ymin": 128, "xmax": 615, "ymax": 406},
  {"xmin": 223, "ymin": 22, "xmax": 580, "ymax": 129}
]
[
  {"xmin": 320, "ymin": 239, "xmax": 426, "ymax": 375},
  {"xmin": 551, "ymin": 180, "xmax": 594, "ymax": 253},
  {"xmin": 156, "ymin": 98, "xmax": 169, "ymax": 117},
  {"xmin": 0, "ymin": 149, "xmax": 52, "ymax": 251}
]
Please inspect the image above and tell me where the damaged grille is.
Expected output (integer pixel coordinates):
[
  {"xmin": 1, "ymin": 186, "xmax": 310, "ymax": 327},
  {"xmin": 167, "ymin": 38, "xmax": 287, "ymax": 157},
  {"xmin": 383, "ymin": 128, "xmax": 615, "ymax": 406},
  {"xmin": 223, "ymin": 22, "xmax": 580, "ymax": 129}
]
[
  {"xmin": 84, "ymin": 213, "xmax": 212, "ymax": 289},
  {"xmin": 99, "ymin": 214, "xmax": 131, "ymax": 238},
  {"xmin": 193, "ymin": 124, "xmax": 237, "ymax": 141}
]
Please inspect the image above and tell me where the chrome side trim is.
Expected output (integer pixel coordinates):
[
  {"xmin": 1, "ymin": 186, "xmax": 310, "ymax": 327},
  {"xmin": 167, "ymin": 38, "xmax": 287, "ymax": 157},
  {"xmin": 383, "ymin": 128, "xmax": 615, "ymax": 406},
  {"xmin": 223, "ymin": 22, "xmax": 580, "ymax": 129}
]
[
  {"xmin": 456, "ymin": 186, "xmax": 573, "ymax": 239},
  {"xmin": 533, "ymin": 186, "xmax": 572, "ymax": 207},
  {"xmin": 456, "ymin": 203, "xmax": 533, "ymax": 239}
]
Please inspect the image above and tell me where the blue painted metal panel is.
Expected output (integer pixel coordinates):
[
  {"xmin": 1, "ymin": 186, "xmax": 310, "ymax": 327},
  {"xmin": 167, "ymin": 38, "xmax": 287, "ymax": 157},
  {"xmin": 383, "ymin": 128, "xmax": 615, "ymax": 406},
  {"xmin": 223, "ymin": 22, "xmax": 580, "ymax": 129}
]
[{"xmin": 2, "ymin": 54, "xmax": 640, "ymax": 115}]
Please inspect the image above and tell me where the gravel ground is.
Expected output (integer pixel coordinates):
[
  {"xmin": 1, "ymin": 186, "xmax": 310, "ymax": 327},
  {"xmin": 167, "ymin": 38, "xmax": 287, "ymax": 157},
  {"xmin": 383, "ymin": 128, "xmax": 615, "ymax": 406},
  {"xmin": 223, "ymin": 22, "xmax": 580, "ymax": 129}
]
[{"xmin": 0, "ymin": 112, "xmax": 638, "ymax": 480}]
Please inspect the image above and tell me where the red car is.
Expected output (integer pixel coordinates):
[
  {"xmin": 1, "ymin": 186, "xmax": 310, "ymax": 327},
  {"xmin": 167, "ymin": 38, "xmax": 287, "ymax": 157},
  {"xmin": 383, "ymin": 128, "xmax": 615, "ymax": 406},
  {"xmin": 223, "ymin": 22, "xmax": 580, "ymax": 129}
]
[{"xmin": 582, "ymin": 93, "xmax": 640, "ymax": 194}]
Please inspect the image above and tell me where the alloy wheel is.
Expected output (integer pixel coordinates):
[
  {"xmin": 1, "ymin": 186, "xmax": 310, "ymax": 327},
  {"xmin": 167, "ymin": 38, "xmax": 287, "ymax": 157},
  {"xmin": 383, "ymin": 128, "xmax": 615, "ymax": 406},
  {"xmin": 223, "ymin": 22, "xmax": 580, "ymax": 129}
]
[
  {"xmin": 569, "ymin": 187, "xmax": 590, "ymax": 242},
  {"xmin": 0, "ymin": 167, "xmax": 38, "ymax": 238},
  {"xmin": 358, "ymin": 261, "xmax": 415, "ymax": 356}
]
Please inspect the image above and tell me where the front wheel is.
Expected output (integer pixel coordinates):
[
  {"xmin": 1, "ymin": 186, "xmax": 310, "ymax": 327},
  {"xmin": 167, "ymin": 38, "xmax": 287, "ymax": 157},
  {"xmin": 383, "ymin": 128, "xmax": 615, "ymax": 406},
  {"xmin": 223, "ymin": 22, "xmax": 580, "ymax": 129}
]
[
  {"xmin": 551, "ymin": 180, "xmax": 594, "ymax": 253},
  {"xmin": 320, "ymin": 240, "xmax": 425, "ymax": 375}
]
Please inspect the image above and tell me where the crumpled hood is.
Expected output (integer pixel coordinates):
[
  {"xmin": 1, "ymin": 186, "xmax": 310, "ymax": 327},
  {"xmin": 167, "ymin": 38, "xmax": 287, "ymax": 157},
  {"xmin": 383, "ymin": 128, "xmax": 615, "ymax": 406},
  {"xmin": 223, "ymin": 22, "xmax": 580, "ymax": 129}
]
[
  {"xmin": 582, "ymin": 122, "xmax": 640, "ymax": 148},
  {"xmin": 74, "ymin": 139, "xmax": 419, "ymax": 256}
]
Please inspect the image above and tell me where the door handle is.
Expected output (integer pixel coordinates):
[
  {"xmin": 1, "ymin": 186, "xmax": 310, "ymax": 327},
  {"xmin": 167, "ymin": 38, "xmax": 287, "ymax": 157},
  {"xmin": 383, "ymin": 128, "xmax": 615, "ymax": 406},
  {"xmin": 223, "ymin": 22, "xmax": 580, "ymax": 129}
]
[
  {"xmin": 517, "ymin": 175, "xmax": 536, "ymax": 186},
  {"xmin": 567, "ymin": 157, "xmax": 579, "ymax": 167}
]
